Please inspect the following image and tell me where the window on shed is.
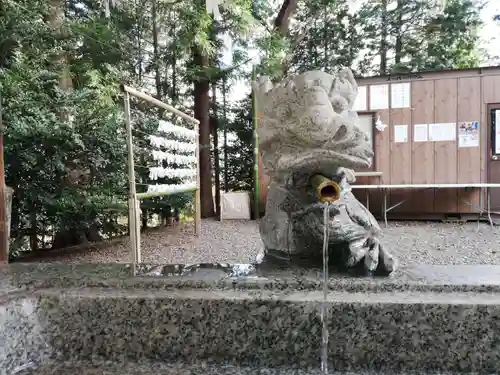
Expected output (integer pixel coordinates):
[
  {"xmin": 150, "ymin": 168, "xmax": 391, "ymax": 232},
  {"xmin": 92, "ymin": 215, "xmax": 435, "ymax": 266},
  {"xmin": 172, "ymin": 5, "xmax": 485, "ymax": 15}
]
[{"xmin": 357, "ymin": 114, "xmax": 374, "ymax": 146}]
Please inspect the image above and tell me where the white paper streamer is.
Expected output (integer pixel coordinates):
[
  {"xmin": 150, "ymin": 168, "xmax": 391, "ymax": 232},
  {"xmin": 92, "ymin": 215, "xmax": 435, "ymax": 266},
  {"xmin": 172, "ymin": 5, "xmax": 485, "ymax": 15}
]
[
  {"xmin": 149, "ymin": 135, "xmax": 197, "ymax": 153},
  {"xmin": 158, "ymin": 120, "xmax": 197, "ymax": 140},
  {"xmin": 375, "ymin": 115, "xmax": 387, "ymax": 132},
  {"xmin": 148, "ymin": 167, "xmax": 197, "ymax": 181},
  {"xmin": 151, "ymin": 150, "xmax": 197, "ymax": 166},
  {"xmin": 147, "ymin": 183, "xmax": 197, "ymax": 194},
  {"xmin": 146, "ymin": 123, "xmax": 198, "ymax": 191}
]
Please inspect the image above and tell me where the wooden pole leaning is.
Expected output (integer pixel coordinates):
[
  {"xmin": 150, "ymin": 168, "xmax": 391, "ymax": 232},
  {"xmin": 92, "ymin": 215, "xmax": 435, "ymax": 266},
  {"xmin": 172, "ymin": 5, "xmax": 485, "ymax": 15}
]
[
  {"xmin": 120, "ymin": 84, "xmax": 201, "ymax": 240},
  {"xmin": 0, "ymin": 93, "xmax": 7, "ymax": 263},
  {"xmin": 252, "ymin": 66, "xmax": 260, "ymax": 220},
  {"xmin": 123, "ymin": 91, "xmax": 141, "ymax": 264},
  {"xmin": 194, "ymin": 120, "xmax": 201, "ymax": 236}
]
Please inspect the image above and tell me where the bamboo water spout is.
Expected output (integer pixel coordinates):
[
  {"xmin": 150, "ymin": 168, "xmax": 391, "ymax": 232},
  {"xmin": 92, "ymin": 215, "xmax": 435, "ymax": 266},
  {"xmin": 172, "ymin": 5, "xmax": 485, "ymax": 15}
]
[{"xmin": 310, "ymin": 174, "xmax": 341, "ymax": 203}]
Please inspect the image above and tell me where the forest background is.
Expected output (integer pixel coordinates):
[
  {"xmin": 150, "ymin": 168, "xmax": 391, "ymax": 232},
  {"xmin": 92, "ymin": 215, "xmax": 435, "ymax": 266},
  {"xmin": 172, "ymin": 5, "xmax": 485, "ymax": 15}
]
[{"xmin": 1, "ymin": 0, "xmax": 498, "ymax": 258}]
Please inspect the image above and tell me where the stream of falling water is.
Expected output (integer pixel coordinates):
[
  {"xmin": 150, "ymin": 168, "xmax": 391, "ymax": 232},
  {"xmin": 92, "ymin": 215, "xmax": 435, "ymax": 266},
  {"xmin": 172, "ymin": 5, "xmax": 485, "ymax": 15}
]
[{"xmin": 320, "ymin": 203, "xmax": 331, "ymax": 374}]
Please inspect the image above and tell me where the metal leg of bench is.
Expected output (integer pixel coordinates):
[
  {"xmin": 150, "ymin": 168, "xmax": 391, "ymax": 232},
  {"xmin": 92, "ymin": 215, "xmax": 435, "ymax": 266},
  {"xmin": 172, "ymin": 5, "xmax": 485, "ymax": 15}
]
[
  {"xmin": 487, "ymin": 187, "xmax": 493, "ymax": 227},
  {"xmin": 366, "ymin": 190, "xmax": 370, "ymax": 210},
  {"xmin": 477, "ymin": 187, "xmax": 484, "ymax": 232},
  {"xmin": 383, "ymin": 188, "xmax": 388, "ymax": 228}
]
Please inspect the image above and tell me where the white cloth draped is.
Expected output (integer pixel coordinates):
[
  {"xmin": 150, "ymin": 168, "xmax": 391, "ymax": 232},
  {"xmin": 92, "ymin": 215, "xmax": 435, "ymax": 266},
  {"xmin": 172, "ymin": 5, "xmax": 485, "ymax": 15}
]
[
  {"xmin": 147, "ymin": 183, "xmax": 197, "ymax": 194},
  {"xmin": 158, "ymin": 120, "xmax": 197, "ymax": 140},
  {"xmin": 147, "ymin": 122, "xmax": 198, "ymax": 193},
  {"xmin": 151, "ymin": 150, "xmax": 197, "ymax": 166},
  {"xmin": 148, "ymin": 167, "xmax": 197, "ymax": 181},
  {"xmin": 148, "ymin": 135, "xmax": 197, "ymax": 153}
]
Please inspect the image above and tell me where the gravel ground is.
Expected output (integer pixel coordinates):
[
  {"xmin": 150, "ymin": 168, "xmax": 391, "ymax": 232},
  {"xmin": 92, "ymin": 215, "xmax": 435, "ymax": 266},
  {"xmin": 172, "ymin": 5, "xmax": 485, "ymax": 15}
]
[{"xmin": 21, "ymin": 219, "xmax": 500, "ymax": 266}]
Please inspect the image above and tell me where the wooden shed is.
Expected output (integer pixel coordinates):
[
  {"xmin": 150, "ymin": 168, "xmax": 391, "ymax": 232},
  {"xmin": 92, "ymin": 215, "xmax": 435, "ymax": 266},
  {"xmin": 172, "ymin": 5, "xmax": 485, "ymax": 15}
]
[{"xmin": 257, "ymin": 66, "xmax": 500, "ymax": 219}]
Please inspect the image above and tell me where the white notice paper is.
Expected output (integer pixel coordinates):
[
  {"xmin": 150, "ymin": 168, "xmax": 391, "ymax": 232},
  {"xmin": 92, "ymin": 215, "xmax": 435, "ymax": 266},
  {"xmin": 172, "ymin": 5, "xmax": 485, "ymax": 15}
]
[
  {"xmin": 414, "ymin": 124, "xmax": 428, "ymax": 142},
  {"xmin": 369, "ymin": 84, "xmax": 389, "ymax": 110},
  {"xmin": 458, "ymin": 121, "xmax": 479, "ymax": 148},
  {"xmin": 428, "ymin": 122, "xmax": 456, "ymax": 142},
  {"xmin": 354, "ymin": 86, "xmax": 367, "ymax": 111},
  {"xmin": 394, "ymin": 125, "xmax": 408, "ymax": 143},
  {"xmin": 391, "ymin": 83, "xmax": 411, "ymax": 108}
]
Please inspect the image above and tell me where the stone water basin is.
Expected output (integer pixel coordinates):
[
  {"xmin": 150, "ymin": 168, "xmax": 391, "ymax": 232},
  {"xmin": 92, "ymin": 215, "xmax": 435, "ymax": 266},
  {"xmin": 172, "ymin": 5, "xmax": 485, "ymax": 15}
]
[{"xmin": 3, "ymin": 263, "xmax": 500, "ymax": 374}]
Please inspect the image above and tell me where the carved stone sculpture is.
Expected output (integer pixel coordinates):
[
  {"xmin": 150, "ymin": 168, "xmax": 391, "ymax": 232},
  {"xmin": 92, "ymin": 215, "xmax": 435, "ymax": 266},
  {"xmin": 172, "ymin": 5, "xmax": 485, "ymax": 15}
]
[{"xmin": 254, "ymin": 69, "xmax": 396, "ymax": 275}]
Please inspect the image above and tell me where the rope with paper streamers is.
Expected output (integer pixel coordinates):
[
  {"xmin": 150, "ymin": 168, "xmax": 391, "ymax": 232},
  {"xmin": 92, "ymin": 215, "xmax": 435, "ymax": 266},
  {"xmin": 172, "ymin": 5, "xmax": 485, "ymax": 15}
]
[
  {"xmin": 122, "ymin": 84, "xmax": 201, "ymax": 266},
  {"xmin": 145, "ymin": 120, "xmax": 198, "ymax": 196}
]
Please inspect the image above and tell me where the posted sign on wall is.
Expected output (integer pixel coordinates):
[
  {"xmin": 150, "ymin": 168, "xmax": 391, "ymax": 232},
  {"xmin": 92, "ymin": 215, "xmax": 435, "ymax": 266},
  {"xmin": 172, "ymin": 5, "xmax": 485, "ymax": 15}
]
[{"xmin": 458, "ymin": 121, "xmax": 479, "ymax": 148}]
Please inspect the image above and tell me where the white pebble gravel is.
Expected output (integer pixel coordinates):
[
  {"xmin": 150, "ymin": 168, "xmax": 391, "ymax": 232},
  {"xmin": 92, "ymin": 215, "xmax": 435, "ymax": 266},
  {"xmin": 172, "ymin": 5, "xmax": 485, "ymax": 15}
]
[{"xmin": 24, "ymin": 220, "xmax": 500, "ymax": 266}]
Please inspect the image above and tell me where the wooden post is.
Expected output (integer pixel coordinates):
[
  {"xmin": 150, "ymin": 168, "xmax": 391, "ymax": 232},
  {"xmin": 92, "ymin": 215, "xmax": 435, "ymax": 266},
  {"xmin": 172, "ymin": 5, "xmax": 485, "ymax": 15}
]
[
  {"xmin": 123, "ymin": 91, "xmax": 140, "ymax": 264},
  {"xmin": 120, "ymin": 84, "xmax": 201, "ymax": 238},
  {"xmin": 252, "ymin": 66, "xmax": 260, "ymax": 220},
  {"xmin": 0, "ymin": 93, "xmax": 7, "ymax": 263},
  {"xmin": 135, "ymin": 199, "xmax": 141, "ymax": 262},
  {"xmin": 194, "ymin": 119, "xmax": 201, "ymax": 235}
]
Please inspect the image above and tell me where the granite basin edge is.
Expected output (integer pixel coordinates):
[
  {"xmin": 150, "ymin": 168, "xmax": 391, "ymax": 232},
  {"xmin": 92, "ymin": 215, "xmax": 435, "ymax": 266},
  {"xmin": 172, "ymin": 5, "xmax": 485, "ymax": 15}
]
[{"xmin": 2, "ymin": 263, "xmax": 500, "ymax": 294}]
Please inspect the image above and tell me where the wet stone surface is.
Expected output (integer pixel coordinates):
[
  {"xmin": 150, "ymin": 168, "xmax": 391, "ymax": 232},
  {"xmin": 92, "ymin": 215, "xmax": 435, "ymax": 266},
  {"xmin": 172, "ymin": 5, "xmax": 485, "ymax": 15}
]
[{"xmin": 3, "ymin": 262, "xmax": 500, "ymax": 293}]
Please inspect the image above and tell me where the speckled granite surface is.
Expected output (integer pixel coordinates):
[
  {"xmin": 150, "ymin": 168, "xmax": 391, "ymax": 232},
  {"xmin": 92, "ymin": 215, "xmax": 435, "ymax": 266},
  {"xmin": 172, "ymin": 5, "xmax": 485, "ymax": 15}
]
[
  {"xmin": 0, "ymin": 296, "xmax": 52, "ymax": 375},
  {"xmin": 13, "ymin": 359, "xmax": 472, "ymax": 375},
  {"xmin": 25, "ymin": 287, "xmax": 500, "ymax": 373},
  {"xmin": 3, "ymin": 263, "xmax": 500, "ymax": 374}
]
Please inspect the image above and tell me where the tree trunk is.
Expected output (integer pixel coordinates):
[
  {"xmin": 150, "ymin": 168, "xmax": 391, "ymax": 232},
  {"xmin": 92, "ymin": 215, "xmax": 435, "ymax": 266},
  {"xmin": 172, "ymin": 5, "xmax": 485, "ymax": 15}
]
[
  {"xmin": 47, "ymin": 0, "xmax": 73, "ymax": 109},
  {"xmin": 394, "ymin": 0, "xmax": 403, "ymax": 67},
  {"xmin": 30, "ymin": 213, "xmax": 37, "ymax": 251},
  {"xmin": 52, "ymin": 229, "xmax": 87, "ymax": 250},
  {"xmin": 152, "ymin": 0, "xmax": 162, "ymax": 101},
  {"xmin": 85, "ymin": 223, "xmax": 102, "ymax": 242},
  {"xmin": 379, "ymin": 0, "xmax": 389, "ymax": 75},
  {"xmin": 274, "ymin": 0, "xmax": 300, "ymax": 36},
  {"xmin": 47, "ymin": 0, "xmax": 85, "ymax": 250},
  {"xmin": 193, "ymin": 48, "xmax": 215, "ymax": 218},
  {"xmin": 323, "ymin": 2, "xmax": 329, "ymax": 71},
  {"xmin": 274, "ymin": 0, "xmax": 300, "ymax": 75}
]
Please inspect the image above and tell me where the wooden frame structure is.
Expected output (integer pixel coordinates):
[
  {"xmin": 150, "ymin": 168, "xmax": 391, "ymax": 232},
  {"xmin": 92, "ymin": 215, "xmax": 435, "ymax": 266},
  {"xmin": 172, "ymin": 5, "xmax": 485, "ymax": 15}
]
[{"xmin": 121, "ymin": 84, "xmax": 201, "ymax": 265}]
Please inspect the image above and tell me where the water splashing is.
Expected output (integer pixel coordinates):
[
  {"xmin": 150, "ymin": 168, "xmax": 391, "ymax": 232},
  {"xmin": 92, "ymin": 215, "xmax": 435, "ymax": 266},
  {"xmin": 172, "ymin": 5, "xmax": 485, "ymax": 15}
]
[{"xmin": 320, "ymin": 203, "xmax": 331, "ymax": 374}]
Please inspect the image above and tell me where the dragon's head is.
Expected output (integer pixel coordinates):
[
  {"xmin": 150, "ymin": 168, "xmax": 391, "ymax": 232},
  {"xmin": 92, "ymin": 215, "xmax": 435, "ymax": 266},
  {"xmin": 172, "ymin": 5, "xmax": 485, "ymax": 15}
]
[{"xmin": 253, "ymin": 68, "xmax": 373, "ymax": 184}]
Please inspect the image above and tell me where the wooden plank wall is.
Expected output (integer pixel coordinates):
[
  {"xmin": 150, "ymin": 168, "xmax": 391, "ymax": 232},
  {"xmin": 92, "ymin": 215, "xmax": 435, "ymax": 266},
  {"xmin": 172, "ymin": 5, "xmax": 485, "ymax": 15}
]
[
  {"xmin": 481, "ymin": 74, "xmax": 500, "ymax": 210},
  {"xmin": 357, "ymin": 75, "xmax": 485, "ymax": 215},
  {"xmin": 258, "ymin": 68, "xmax": 500, "ymax": 217},
  {"xmin": 457, "ymin": 77, "xmax": 482, "ymax": 211}
]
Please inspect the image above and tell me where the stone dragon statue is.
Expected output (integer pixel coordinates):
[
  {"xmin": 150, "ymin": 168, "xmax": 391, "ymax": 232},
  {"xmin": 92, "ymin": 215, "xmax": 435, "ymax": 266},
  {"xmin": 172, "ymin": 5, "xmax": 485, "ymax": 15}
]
[{"xmin": 253, "ymin": 69, "xmax": 396, "ymax": 276}]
